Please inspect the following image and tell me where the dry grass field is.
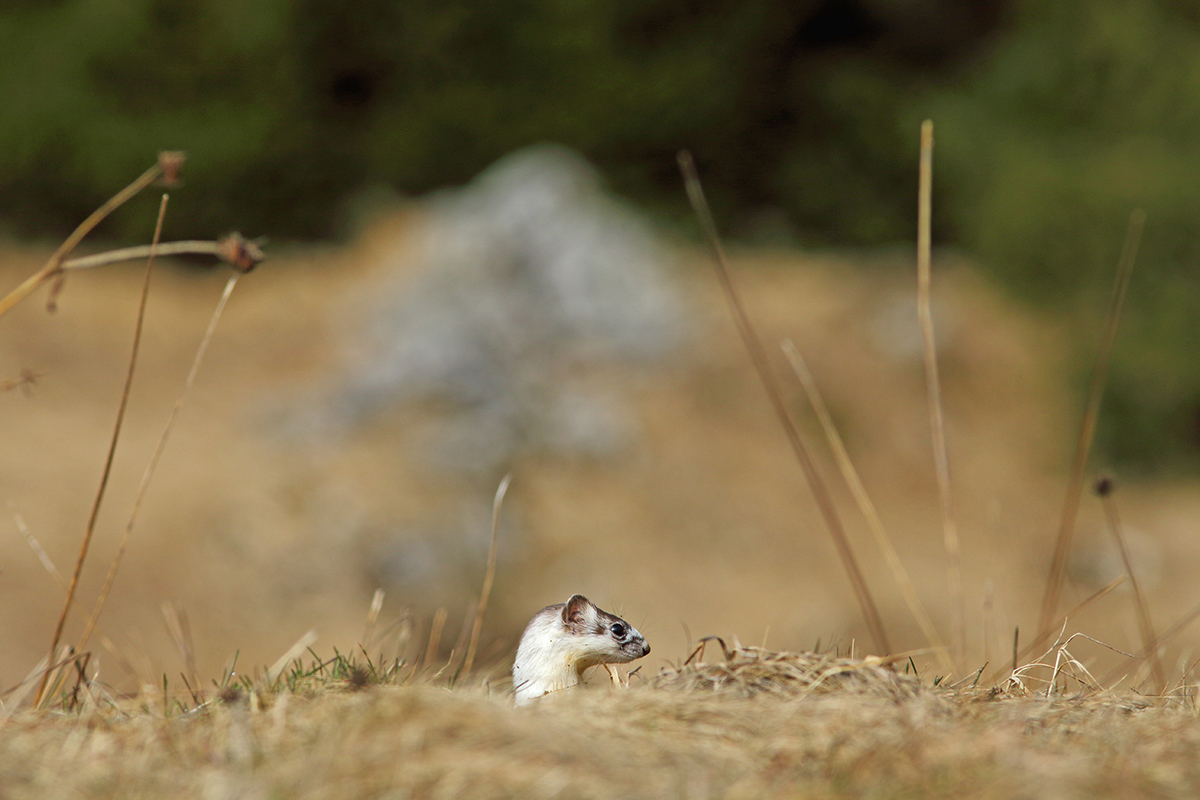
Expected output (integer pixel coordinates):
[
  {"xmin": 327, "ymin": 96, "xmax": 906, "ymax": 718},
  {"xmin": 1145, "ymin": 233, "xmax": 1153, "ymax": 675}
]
[
  {"xmin": 4, "ymin": 644, "xmax": 1200, "ymax": 798},
  {"xmin": 4, "ymin": 171, "xmax": 1200, "ymax": 796}
]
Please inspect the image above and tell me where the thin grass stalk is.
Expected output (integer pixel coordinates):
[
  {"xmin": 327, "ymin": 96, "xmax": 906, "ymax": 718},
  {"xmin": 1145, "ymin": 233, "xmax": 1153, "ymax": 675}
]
[
  {"xmin": 1011, "ymin": 627, "xmax": 1019, "ymax": 677},
  {"xmin": 161, "ymin": 601, "xmax": 201, "ymax": 703},
  {"xmin": 1036, "ymin": 210, "xmax": 1145, "ymax": 641},
  {"xmin": 1098, "ymin": 478, "xmax": 1166, "ymax": 691},
  {"xmin": 76, "ymin": 274, "xmax": 240, "ymax": 654},
  {"xmin": 34, "ymin": 194, "xmax": 169, "ymax": 706},
  {"xmin": 462, "ymin": 473, "xmax": 511, "ymax": 681},
  {"xmin": 916, "ymin": 120, "xmax": 965, "ymax": 664},
  {"xmin": 677, "ymin": 150, "xmax": 890, "ymax": 655},
  {"xmin": 781, "ymin": 340, "xmax": 953, "ymax": 673}
]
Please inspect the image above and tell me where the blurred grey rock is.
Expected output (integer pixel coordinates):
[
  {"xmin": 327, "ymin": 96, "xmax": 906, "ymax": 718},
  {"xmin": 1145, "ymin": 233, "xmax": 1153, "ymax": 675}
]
[{"xmin": 333, "ymin": 144, "xmax": 686, "ymax": 473}]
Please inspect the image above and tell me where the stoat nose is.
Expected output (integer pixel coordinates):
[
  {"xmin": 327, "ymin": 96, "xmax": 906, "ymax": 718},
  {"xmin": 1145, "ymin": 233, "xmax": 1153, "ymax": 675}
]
[{"xmin": 642, "ymin": 642, "xmax": 651, "ymax": 656}]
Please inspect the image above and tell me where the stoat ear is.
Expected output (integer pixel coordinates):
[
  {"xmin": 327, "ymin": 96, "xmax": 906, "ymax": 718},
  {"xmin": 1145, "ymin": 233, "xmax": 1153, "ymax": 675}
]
[{"xmin": 563, "ymin": 594, "xmax": 593, "ymax": 628}]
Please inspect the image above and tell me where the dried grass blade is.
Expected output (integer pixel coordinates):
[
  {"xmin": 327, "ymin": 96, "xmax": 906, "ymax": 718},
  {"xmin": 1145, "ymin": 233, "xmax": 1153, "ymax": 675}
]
[
  {"xmin": 986, "ymin": 575, "xmax": 1126, "ymax": 685},
  {"xmin": 266, "ymin": 630, "xmax": 318, "ymax": 685},
  {"xmin": 462, "ymin": 473, "xmax": 511, "ymax": 680},
  {"xmin": 9, "ymin": 503, "xmax": 67, "ymax": 592},
  {"xmin": 1099, "ymin": 597, "xmax": 1200, "ymax": 688},
  {"xmin": 1036, "ymin": 210, "xmax": 1145, "ymax": 640},
  {"xmin": 76, "ymin": 273, "xmax": 240, "ymax": 653},
  {"xmin": 422, "ymin": 608, "xmax": 448, "ymax": 673},
  {"xmin": 161, "ymin": 601, "xmax": 201, "ymax": 703},
  {"xmin": 362, "ymin": 589, "xmax": 386, "ymax": 652},
  {"xmin": 782, "ymin": 340, "xmax": 952, "ymax": 672},
  {"xmin": 34, "ymin": 194, "xmax": 169, "ymax": 706},
  {"xmin": 677, "ymin": 150, "xmax": 890, "ymax": 655}
]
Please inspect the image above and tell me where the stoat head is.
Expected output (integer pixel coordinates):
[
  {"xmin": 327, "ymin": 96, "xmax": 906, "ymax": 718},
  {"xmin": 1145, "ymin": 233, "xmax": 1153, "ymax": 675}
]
[
  {"xmin": 512, "ymin": 594, "xmax": 650, "ymax": 706},
  {"xmin": 558, "ymin": 594, "xmax": 650, "ymax": 667}
]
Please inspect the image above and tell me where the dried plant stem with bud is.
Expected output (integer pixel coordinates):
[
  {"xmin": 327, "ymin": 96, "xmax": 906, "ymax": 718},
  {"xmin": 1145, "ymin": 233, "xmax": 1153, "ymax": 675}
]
[
  {"xmin": 0, "ymin": 153, "xmax": 264, "ymax": 707},
  {"xmin": 0, "ymin": 152, "xmax": 183, "ymax": 319},
  {"xmin": 0, "ymin": 151, "xmax": 262, "ymax": 323}
]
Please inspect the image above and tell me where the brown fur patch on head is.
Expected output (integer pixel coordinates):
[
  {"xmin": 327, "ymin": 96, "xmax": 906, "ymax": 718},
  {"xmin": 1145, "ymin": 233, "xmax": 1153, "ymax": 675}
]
[{"xmin": 563, "ymin": 595, "xmax": 594, "ymax": 633}]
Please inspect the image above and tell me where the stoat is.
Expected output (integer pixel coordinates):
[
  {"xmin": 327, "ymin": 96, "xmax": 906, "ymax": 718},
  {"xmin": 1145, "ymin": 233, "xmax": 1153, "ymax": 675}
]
[{"xmin": 512, "ymin": 594, "xmax": 650, "ymax": 706}]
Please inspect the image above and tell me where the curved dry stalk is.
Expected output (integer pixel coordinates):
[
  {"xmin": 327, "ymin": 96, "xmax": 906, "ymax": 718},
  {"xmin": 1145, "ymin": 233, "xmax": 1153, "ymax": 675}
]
[
  {"xmin": 782, "ymin": 340, "xmax": 953, "ymax": 674},
  {"xmin": 461, "ymin": 473, "xmax": 512, "ymax": 680},
  {"xmin": 0, "ymin": 153, "xmax": 182, "ymax": 320},
  {"xmin": 678, "ymin": 150, "xmax": 890, "ymax": 656},
  {"xmin": 76, "ymin": 274, "xmax": 241, "ymax": 654},
  {"xmin": 34, "ymin": 194, "xmax": 170, "ymax": 706},
  {"xmin": 62, "ymin": 234, "xmax": 265, "ymax": 274},
  {"xmin": 64, "ymin": 241, "xmax": 223, "ymax": 270}
]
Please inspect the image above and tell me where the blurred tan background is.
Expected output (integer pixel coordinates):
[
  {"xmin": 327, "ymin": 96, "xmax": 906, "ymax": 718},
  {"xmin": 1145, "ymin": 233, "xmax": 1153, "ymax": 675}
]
[
  {"xmin": 5, "ymin": 0, "xmax": 1200, "ymax": 692},
  {"xmin": 3, "ymin": 156, "xmax": 1198, "ymax": 690}
]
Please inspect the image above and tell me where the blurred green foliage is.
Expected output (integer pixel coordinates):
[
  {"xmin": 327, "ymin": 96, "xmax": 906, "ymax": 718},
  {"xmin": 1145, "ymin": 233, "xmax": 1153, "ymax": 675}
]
[
  {"xmin": 929, "ymin": 0, "xmax": 1200, "ymax": 470},
  {"xmin": 1, "ymin": 0, "xmax": 1198, "ymax": 468},
  {"xmin": 0, "ymin": 0, "xmax": 994, "ymax": 240}
]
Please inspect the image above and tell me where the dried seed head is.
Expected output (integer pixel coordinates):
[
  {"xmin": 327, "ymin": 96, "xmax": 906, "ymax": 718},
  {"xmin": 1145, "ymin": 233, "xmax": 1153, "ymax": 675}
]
[
  {"xmin": 158, "ymin": 152, "xmax": 186, "ymax": 186},
  {"xmin": 215, "ymin": 233, "xmax": 265, "ymax": 273}
]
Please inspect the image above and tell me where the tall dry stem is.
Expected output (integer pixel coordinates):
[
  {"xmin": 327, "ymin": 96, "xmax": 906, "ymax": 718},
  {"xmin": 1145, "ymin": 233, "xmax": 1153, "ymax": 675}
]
[
  {"xmin": 462, "ymin": 473, "xmax": 511, "ymax": 680},
  {"xmin": 678, "ymin": 150, "xmax": 890, "ymax": 656},
  {"xmin": 782, "ymin": 340, "xmax": 952, "ymax": 673},
  {"xmin": 34, "ymin": 194, "xmax": 170, "ymax": 705},
  {"xmin": 1037, "ymin": 210, "xmax": 1145, "ymax": 641},
  {"xmin": 1097, "ymin": 477, "xmax": 1165, "ymax": 692},
  {"xmin": 916, "ymin": 120, "xmax": 964, "ymax": 665},
  {"xmin": 76, "ymin": 274, "xmax": 241, "ymax": 653}
]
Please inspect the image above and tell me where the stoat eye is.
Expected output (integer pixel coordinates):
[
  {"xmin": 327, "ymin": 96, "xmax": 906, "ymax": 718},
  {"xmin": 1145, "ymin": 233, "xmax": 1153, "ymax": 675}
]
[{"xmin": 610, "ymin": 623, "xmax": 626, "ymax": 639}]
